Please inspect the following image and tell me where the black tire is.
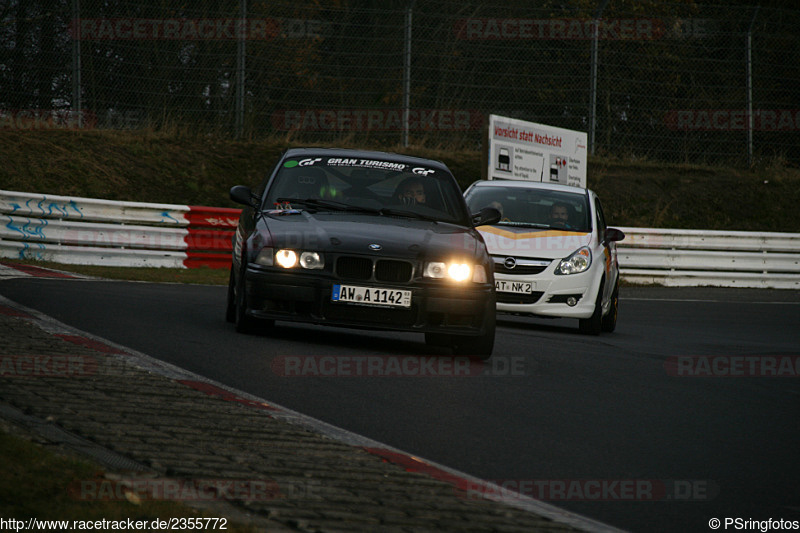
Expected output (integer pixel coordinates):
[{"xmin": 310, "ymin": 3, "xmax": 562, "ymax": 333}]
[
  {"xmin": 225, "ymin": 266, "xmax": 236, "ymax": 323},
  {"xmin": 233, "ymin": 264, "xmax": 258, "ymax": 334},
  {"xmin": 234, "ymin": 292, "xmax": 256, "ymax": 334},
  {"xmin": 450, "ymin": 300, "xmax": 496, "ymax": 361},
  {"xmin": 601, "ymin": 279, "xmax": 619, "ymax": 333},
  {"xmin": 579, "ymin": 281, "xmax": 603, "ymax": 335}
]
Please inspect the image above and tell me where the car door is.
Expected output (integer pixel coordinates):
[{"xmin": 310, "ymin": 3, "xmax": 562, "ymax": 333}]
[{"xmin": 593, "ymin": 195, "xmax": 618, "ymax": 305}]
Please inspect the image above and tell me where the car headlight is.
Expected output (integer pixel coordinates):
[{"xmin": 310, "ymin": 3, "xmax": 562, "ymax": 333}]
[
  {"xmin": 299, "ymin": 251, "xmax": 324, "ymax": 269},
  {"xmin": 448, "ymin": 263, "xmax": 471, "ymax": 282},
  {"xmin": 255, "ymin": 247, "xmax": 274, "ymax": 266},
  {"xmin": 471, "ymin": 265, "xmax": 488, "ymax": 283},
  {"xmin": 258, "ymin": 248, "xmax": 324, "ymax": 269},
  {"xmin": 424, "ymin": 261, "xmax": 486, "ymax": 283},
  {"xmin": 555, "ymin": 246, "xmax": 592, "ymax": 275},
  {"xmin": 275, "ymin": 249, "xmax": 298, "ymax": 268},
  {"xmin": 424, "ymin": 262, "xmax": 447, "ymax": 279}
]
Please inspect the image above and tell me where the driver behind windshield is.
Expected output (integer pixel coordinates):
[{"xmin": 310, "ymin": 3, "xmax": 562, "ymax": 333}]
[
  {"xmin": 394, "ymin": 178, "xmax": 427, "ymax": 206},
  {"xmin": 549, "ymin": 202, "xmax": 571, "ymax": 227}
]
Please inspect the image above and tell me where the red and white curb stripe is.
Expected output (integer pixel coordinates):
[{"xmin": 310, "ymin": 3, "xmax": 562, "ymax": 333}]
[
  {"xmin": 0, "ymin": 293, "xmax": 624, "ymax": 533},
  {"xmin": 0, "ymin": 261, "xmax": 89, "ymax": 280}
]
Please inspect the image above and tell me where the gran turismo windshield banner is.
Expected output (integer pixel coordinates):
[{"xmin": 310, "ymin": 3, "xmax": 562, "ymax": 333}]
[{"xmin": 283, "ymin": 156, "xmax": 437, "ymax": 176}]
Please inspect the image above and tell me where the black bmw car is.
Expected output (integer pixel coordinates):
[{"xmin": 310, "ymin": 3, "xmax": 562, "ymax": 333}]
[{"xmin": 226, "ymin": 148, "xmax": 500, "ymax": 358}]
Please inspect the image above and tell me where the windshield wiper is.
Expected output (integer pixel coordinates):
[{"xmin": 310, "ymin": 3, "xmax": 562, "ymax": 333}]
[
  {"xmin": 378, "ymin": 208, "xmax": 440, "ymax": 223},
  {"xmin": 274, "ymin": 199, "xmax": 442, "ymax": 222},
  {"xmin": 496, "ymin": 221, "xmax": 550, "ymax": 229},
  {"xmin": 274, "ymin": 198, "xmax": 380, "ymax": 214}
]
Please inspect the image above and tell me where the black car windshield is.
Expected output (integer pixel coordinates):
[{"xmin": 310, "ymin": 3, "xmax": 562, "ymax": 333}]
[
  {"xmin": 465, "ymin": 185, "xmax": 591, "ymax": 233},
  {"xmin": 264, "ymin": 156, "xmax": 468, "ymax": 224}
]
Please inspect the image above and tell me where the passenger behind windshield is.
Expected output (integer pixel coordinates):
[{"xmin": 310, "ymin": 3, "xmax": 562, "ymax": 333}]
[{"xmin": 270, "ymin": 166, "xmax": 334, "ymax": 203}]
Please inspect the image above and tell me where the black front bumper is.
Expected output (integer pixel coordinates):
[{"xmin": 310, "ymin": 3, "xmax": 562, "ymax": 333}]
[{"xmin": 244, "ymin": 266, "xmax": 493, "ymax": 336}]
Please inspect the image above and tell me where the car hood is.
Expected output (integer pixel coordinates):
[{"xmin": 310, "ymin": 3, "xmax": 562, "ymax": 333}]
[
  {"xmin": 476, "ymin": 225, "xmax": 592, "ymax": 259},
  {"xmin": 260, "ymin": 211, "xmax": 481, "ymax": 259}
]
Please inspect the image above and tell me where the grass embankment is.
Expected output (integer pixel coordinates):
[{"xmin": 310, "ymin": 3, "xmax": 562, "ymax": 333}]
[
  {"xmin": 2, "ymin": 130, "xmax": 799, "ymax": 232},
  {"xmin": 0, "ymin": 429, "xmax": 256, "ymax": 530}
]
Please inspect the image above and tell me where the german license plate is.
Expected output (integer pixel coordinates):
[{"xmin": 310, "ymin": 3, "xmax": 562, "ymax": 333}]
[
  {"xmin": 332, "ymin": 284, "xmax": 412, "ymax": 308},
  {"xmin": 495, "ymin": 280, "xmax": 534, "ymax": 294}
]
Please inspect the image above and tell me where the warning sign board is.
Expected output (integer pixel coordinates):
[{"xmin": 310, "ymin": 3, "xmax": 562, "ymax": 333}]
[{"xmin": 487, "ymin": 114, "xmax": 587, "ymax": 188}]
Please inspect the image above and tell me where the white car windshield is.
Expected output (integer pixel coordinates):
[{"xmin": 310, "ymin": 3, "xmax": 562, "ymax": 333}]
[{"xmin": 466, "ymin": 186, "xmax": 591, "ymax": 232}]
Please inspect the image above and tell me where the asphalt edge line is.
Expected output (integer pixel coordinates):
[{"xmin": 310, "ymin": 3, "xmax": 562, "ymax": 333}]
[
  {"xmin": 0, "ymin": 293, "xmax": 628, "ymax": 533},
  {"xmin": 624, "ymin": 297, "xmax": 800, "ymax": 305}
]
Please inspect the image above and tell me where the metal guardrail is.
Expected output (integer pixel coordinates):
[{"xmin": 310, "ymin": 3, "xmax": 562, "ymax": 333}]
[
  {"xmin": 2, "ymin": 190, "xmax": 799, "ymax": 287},
  {"xmin": 617, "ymin": 226, "xmax": 800, "ymax": 289},
  {"xmin": 0, "ymin": 190, "xmax": 239, "ymax": 269}
]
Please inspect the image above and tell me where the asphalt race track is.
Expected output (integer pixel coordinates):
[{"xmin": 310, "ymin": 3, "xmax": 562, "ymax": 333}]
[{"xmin": 1, "ymin": 277, "xmax": 798, "ymax": 533}]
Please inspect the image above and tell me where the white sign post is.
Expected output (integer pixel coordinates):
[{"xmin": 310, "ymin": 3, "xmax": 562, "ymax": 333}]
[{"xmin": 487, "ymin": 114, "xmax": 587, "ymax": 188}]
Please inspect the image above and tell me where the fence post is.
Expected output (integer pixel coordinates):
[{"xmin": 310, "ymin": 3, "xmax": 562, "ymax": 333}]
[
  {"xmin": 588, "ymin": 0, "xmax": 609, "ymax": 156},
  {"xmin": 746, "ymin": 6, "xmax": 760, "ymax": 166},
  {"xmin": 402, "ymin": 2, "xmax": 414, "ymax": 147},
  {"xmin": 71, "ymin": 0, "xmax": 82, "ymax": 128},
  {"xmin": 235, "ymin": 0, "xmax": 247, "ymax": 137}
]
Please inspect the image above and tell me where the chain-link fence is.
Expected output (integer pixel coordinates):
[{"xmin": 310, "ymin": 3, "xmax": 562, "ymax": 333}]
[{"xmin": 2, "ymin": 0, "xmax": 799, "ymax": 165}]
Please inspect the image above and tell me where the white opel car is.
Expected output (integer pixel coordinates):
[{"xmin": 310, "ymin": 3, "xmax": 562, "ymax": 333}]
[{"xmin": 464, "ymin": 180, "xmax": 625, "ymax": 334}]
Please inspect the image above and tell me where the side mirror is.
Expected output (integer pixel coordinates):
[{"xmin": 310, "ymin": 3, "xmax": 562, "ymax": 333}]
[
  {"xmin": 605, "ymin": 227, "xmax": 625, "ymax": 243},
  {"xmin": 472, "ymin": 206, "xmax": 502, "ymax": 227},
  {"xmin": 230, "ymin": 185, "xmax": 257, "ymax": 208}
]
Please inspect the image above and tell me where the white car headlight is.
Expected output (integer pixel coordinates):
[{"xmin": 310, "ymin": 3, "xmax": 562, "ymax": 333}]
[
  {"xmin": 299, "ymin": 251, "xmax": 324, "ymax": 269},
  {"xmin": 424, "ymin": 261, "xmax": 484, "ymax": 283},
  {"xmin": 275, "ymin": 249, "xmax": 298, "ymax": 268},
  {"xmin": 555, "ymin": 246, "xmax": 592, "ymax": 275},
  {"xmin": 448, "ymin": 263, "xmax": 471, "ymax": 282},
  {"xmin": 424, "ymin": 262, "xmax": 447, "ymax": 279},
  {"xmin": 271, "ymin": 249, "xmax": 325, "ymax": 269}
]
